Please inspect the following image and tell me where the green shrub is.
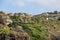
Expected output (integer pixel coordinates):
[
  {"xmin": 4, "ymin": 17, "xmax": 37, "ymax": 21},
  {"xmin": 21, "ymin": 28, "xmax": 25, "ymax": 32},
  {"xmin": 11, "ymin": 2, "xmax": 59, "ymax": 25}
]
[{"xmin": 0, "ymin": 24, "xmax": 10, "ymax": 35}]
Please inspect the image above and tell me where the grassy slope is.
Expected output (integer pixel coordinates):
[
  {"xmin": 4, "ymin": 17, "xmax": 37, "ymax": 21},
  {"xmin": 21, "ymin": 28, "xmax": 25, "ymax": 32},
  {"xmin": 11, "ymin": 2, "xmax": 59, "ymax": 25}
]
[
  {"xmin": 0, "ymin": 12, "xmax": 60, "ymax": 40},
  {"xmin": 10, "ymin": 13, "xmax": 60, "ymax": 40},
  {"xmin": 20, "ymin": 20, "xmax": 60, "ymax": 40},
  {"xmin": 21, "ymin": 23, "xmax": 48, "ymax": 40}
]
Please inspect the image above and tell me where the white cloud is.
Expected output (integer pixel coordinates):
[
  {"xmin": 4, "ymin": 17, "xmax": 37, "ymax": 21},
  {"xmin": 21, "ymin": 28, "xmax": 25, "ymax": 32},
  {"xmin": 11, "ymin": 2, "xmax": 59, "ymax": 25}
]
[
  {"xmin": 10, "ymin": 0, "xmax": 25, "ymax": 7},
  {"xmin": 3, "ymin": 0, "xmax": 60, "ymax": 8},
  {"xmin": 26, "ymin": 0, "xmax": 60, "ymax": 8}
]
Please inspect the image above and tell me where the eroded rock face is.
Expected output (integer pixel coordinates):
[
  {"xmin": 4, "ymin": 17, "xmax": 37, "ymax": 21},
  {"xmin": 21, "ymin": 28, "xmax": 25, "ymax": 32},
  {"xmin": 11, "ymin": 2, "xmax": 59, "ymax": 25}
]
[
  {"xmin": 0, "ymin": 13, "xmax": 30, "ymax": 40},
  {"xmin": 51, "ymin": 36, "xmax": 60, "ymax": 40},
  {"xmin": 0, "ymin": 14, "xmax": 12, "ymax": 25},
  {"xmin": 0, "ymin": 26, "xmax": 30, "ymax": 40},
  {"xmin": 0, "ymin": 31, "xmax": 29, "ymax": 40},
  {"xmin": 14, "ymin": 13, "xmax": 35, "ymax": 23},
  {"xmin": 9, "ymin": 29, "xmax": 29, "ymax": 40}
]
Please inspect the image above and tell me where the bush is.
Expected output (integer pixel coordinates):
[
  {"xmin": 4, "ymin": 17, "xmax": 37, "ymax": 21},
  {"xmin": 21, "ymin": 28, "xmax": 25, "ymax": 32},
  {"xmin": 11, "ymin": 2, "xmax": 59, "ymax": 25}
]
[{"xmin": 0, "ymin": 24, "xmax": 10, "ymax": 35}]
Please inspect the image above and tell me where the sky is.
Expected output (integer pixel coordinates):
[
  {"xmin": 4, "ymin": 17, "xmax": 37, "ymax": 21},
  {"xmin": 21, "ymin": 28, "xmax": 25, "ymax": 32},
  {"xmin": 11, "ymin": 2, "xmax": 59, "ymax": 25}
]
[{"xmin": 0, "ymin": 0, "xmax": 60, "ymax": 15}]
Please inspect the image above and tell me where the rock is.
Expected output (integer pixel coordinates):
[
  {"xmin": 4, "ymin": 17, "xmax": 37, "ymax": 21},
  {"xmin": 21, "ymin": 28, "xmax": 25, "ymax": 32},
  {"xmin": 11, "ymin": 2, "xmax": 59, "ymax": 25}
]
[
  {"xmin": 0, "ymin": 14, "xmax": 12, "ymax": 25},
  {"xmin": 10, "ymin": 29, "xmax": 29, "ymax": 40},
  {"xmin": 13, "ymin": 13, "xmax": 35, "ymax": 23},
  {"xmin": 0, "ymin": 26, "xmax": 30, "ymax": 40}
]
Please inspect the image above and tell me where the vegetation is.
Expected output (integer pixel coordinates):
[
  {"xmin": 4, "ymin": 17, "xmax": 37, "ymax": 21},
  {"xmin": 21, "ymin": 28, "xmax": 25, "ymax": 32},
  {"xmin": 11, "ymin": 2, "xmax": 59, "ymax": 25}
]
[
  {"xmin": 0, "ymin": 24, "xmax": 10, "ymax": 35},
  {"xmin": 0, "ymin": 11, "xmax": 60, "ymax": 40}
]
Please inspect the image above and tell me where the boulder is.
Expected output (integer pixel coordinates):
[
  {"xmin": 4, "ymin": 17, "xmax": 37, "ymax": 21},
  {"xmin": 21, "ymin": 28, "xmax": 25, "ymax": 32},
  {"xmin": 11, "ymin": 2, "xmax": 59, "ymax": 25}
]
[{"xmin": 0, "ymin": 14, "xmax": 12, "ymax": 25}]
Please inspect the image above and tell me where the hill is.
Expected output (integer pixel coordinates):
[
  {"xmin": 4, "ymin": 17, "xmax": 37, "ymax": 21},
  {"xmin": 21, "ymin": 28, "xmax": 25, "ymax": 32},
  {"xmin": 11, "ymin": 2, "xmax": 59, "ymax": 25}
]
[{"xmin": 0, "ymin": 11, "xmax": 60, "ymax": 40}]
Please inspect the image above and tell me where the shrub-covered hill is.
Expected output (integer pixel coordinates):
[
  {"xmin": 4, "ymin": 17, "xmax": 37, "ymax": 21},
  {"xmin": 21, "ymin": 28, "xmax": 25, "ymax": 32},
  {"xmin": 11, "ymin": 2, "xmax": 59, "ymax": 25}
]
[
  {"xmin": 0, "ymin": 11, "xmax": 60, "ymax": 40},
  {"xmin": 0, "ymin": 13, "xmax": 29, "ymax": 40}
]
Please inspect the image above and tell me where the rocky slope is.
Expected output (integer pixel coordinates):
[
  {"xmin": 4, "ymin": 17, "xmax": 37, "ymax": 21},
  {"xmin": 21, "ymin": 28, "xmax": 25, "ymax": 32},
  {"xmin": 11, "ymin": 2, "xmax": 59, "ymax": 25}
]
[
  {"xmin": 0, "ymin": 11, "xmax": 60, "ymax": 40},
  {"xmin": 0, "ymin": 13, "xmax": 30, "ymax": 40},
  {"xmin": 34, "ymin": 11, "xmax": 60, "ymax": 21},
  {"xmin": 8, "ymin": 13, "xmax": 35, "ymax": 23}
]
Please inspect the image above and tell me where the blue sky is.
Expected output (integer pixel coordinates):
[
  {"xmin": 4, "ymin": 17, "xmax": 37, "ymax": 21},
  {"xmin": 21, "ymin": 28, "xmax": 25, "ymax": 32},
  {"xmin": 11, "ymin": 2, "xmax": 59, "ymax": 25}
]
[{"xmin": 0, "ymin": 0, "xmax": 60, "ymax": 15}]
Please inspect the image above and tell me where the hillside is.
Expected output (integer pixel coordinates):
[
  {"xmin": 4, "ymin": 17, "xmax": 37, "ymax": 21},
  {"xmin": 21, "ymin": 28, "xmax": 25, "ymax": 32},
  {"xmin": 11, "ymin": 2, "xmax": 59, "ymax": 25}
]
[{"xmin": 0, "ymin": 11, "xmax": 60, "ymax": 40}]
